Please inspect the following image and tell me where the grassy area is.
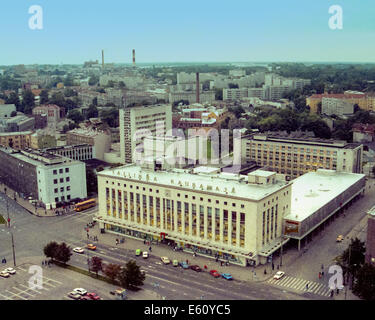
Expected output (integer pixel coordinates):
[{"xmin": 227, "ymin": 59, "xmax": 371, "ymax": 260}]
[{"xmin": 0, "ymin": 215, "xmax": 5, "ymax": 225}]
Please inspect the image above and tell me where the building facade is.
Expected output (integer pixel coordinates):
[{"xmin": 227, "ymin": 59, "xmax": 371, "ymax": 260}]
[
  {"xmin": 119, "ymin": 104, "xmax": 172, "ymax": 164},
  {"xmin": 0, "ymin": 131, "xmax": 32, "ymax": 149},
  {"xmin": 242, "ymin": 132, "xmax": 363, "ymax": 181},
  {"xmin": 44, "ymin": 144, "xmax": 95, "ymax": 161},
  {"xmin": 95, "ymin": 165, "xmax": 292, "ymax": 266},
  {"xmin": 0, "ymin": 147, "xmax": 87, "ymax": 206},
  {"xmin": 365, "ymin": 206, "xmax": 375, "ymax": 266}
]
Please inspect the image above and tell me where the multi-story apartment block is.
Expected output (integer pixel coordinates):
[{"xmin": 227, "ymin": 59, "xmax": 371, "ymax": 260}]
[
  {"xmin": 168, "ymin": 91, "xmax": 216, "ymax": 105},
  {"xmin": 66, "ymin": 128, "xmax": 111, "ymax": 161},
  {"xmin": 321, "ymin": 97, "xmax": 354, "ymax": 116},
  {"xmin": 0, "ymin": 131, "xmax": 32, "ymax": 149},
  {"xmin": 0, "ymin": 147, "xmax": 87, "ymax": 205},
  {"xmin": 241, "ymin": 132, "xmax": 363, "ymax": 181},
  {"xmin": 307, "ymin": 93, "xmax": 367, "ymax": 114},
  {"xmin": 95, "ymin": 165, "xmax": 292, "ymax": 266},
  {"xmin": 119, "ymin": 104, "xmax": 172, "ymax": 164},
  {"xmin": 43, "ymin": 144, "xmax": 95, "ymax": 161}
]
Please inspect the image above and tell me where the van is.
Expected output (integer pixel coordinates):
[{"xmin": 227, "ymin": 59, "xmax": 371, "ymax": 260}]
[
  {"xmin": 135, "ymin": 249, "xmax": 141, "ymax": 256},
  {"xmin": 142, "ymin": 251, "xmax": 149, "ymax": 259}
]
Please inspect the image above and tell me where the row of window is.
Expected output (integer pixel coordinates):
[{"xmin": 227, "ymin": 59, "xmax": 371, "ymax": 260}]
[{"xmin": 53, "ymin": 168, "xmax": 70, "ymax": 175}]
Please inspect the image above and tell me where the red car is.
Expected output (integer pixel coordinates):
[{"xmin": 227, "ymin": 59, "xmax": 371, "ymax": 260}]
[
  {"xmin": 190, "ymin": 265, "xmax": 202, "ymax": 272},
  {"xmin": 209, "ymin": 270, "xmax": 221, "ymax": 278},
  {"xmin": 87, "ymin": 292, "xmax": 101, "ymax": 300}
]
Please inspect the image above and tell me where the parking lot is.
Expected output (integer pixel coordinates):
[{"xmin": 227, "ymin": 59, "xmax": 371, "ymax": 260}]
[{"xmin": 0, "ymin": 261, "xmax": 118, "ymax": 300}]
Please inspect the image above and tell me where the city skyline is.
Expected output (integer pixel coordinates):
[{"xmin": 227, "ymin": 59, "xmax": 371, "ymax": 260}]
[{"xmin": 1, "ymin": 0, "xmax": 375, "ymax": 65}]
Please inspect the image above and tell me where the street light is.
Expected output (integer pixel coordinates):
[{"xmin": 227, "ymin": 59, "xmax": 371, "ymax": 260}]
[{"xmin": 5, "ymin": 197, "xmax": 16, "ymax": 267}]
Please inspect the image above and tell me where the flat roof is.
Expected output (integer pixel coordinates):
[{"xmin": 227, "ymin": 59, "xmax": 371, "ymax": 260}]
[
  {"xmin": 98, "ymin": 165, "xmax": 290, "ymax": 201},
  {"xmin": 285, "ymin": 169, "xmax": 365, "ymax": 222}
]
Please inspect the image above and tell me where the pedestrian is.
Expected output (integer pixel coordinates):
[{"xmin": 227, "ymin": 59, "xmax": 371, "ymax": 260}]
[
  {"xmin": 330, "ymin": 290, "xmax": 334, "ymax": 297},
  {"xmin": 149, "ymin": 246, "xmax": 152, "ymax": 252},
  {"xmin": 144, "ymin": 240, "xmax": 146, "ymax": 245},
  {"xmin": 336, "ymin": 288, "xmax": 339, "ymax": 295},
  {"xmin": 272, "ymin": 263, "xmax": 274, "ymax": 270},
  {"xmin": 42, "ymin": 261, "xmax": 44, "ymax": 266},
  {"xmin": 322, "ymin": 271, "xmax": 324, "ymax": 277},
  {"xmin": 186, "ymin": 259, "xmax": 189, "ymax": 264},
  {"xmin": 306, "ymin": 283, "xmax": 309, "ymax": 290},
  {"xmin": 277, "ymin": 265, "xmax": 279, "ymax": 270},
  {"xmin": 216, "ymin": 257, "xmax": 218, "ymax": 262},
  {"xmin": 220, "ymin": 261, "xmax": 223, "ymax": 266},
  {"xmin": 319, "ymin": 272, "xmax": 321, "ymax": 279}
]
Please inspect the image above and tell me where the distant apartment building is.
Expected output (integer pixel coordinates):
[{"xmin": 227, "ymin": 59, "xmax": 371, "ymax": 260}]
[
  {"xmin": 32, "ymin": 104, "xmax": 65, "ymax": 128},
  {"xmin": 5, "ymin": 115, "xmax": 35, "ymax": 132},
  {"xmin": 95, "ymin": 165, "xmax": 292, "ymax": 266},
  {"xmin": 43, "ymin": 144, "xmax": 95, "ymax": 161},
  {"xmin": 0, "ymin": 147, "xmax": 87, "ymax": 206},
  {"xmin": 352, "ymin": 123, "xmax": 375, "ymax": 143},
  {"xmin": 66, "ymin": 128, "xmax": 111, "ymax": 161},
  {"xmin": 306, "ymin": 93, "xmax": 367, "ymax": 114},
  {"xmin": 321, "ymin": 97, "xmax": 354, "ymax": 116},
  {"xmin": 119, "ymin": 104, "xmax": 172, "ymax": 164},
  {"xmin": 169, "ymin": 91, "xmax": 216, "ymax": 105},
  {"xmin": 30, "ymin": 132, "xmax": 57, "ymax": 149},
  {"xmin": 0, "ymin": 131, "xmax": 32, "ymax": 149},
  {"xmin": 241, "ymin": 132, "xmax": 363, "ymax": 181}
]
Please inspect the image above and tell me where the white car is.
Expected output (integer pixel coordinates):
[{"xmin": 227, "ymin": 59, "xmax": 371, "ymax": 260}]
[
  {"xmin": 4, "ymin": 268, "xmax": 16, "ymax": 275},
  {"xmin": 73, "ymin": 288, "xmax": 87, "ymax": 296},
  {"xmin": 0, "ymin": 271, "xmax": 10, "ymax": 278},
  {"xmin": 73, "ymin": 247, "xmax": 84, "ymax": 254},
  {"xmin": 273, "ymin": 271, "xmax": 285, "ymax": 280},
  {"xmin": 67, "ymin": 291, "xmax": 82, "ymax": 300},
  {"xmin": 161, "ymin": 256, "xmax": 170, "ymax": 264},
  {"xmin": 142, "ymin": 251, "xmax": 149, "ymax": 259}
]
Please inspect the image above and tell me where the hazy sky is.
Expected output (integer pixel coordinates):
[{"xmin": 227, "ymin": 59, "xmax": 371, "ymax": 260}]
[{"xmin": 1, "ymin": 0, "xmax": 375, "ymax": 65}]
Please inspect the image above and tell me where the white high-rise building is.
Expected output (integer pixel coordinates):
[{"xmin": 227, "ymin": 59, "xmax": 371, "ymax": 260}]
[{"xmin": 119, "ymin": 104, "xmax": 172, "ymax": 164}]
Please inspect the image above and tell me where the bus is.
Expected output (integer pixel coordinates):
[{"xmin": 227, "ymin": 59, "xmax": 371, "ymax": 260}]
[{"xmin": 74, "ymin": 199, "xmax": 96, "ymax": 212}]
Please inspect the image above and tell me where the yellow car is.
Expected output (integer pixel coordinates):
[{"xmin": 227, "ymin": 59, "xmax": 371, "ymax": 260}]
[
  {"xmin": 336, "ymin": 235, "xmax": 344, "ymax": 242},
  {"xmin": 87, "ymin": 244, "xmax": 97, "ymax": 250},
  {"xmin": 161, "ymin": 256, "xmax": 170, "ymax": 264}
]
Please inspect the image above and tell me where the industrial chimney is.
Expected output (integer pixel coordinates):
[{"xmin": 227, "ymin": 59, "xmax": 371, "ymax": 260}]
[
  {"xmin": 102, "ymin": 49, "xmax": 104, "ymax": 68},
  {"xmin": 196, "ymin": 72, "xmax": 200, "ymax": 103},
  {"xmin": 132, "ymin": 49, "xmax": 136, "ymax": 66}
]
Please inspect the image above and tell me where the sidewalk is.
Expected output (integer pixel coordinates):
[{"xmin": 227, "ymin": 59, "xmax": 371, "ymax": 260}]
[
  {"xmin": 86, "ymin": 223, "xmax": 271, "ymax": 284},
  {"xmin": 0, "ymin": 182, "xmax": 69, "ymax": 217}
]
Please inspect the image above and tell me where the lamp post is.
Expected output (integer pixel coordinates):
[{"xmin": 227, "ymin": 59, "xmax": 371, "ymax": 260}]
[
  {"xmin": 86, "ymin": 229, "xmax": 90, "ymax": 272},
  {"xmin": 6, "ymin": 198, "xmax": 16, "ymax": 267}
]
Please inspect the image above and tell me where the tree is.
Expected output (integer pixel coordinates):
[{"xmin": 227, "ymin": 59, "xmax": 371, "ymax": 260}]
[
  {"xmin": 215, "ymin": 88, "xmax": 223, "ymax": 100},
  {"xmin": 22, "ymin": 89, "xmax": 35, "ymax": 114},
  {"xmin": 50, "ymin": 92, "xmax": 66, "ymax": 108},
  {"xmin": 67, "ymin": 109, "xmax": 84, "ymax": 124},
  {"xmin": 100, "ymin": 108, "xmax": 119, "ymax": 127},
  {"xmin": 90, "ymin": 256, "xmax": 103, "ymax": 277},
  {"xmin": 86, "ymin": 167, "xmax": 98, "ymax": 195},
  {"xmin": 43, "ymin": 241, "xmax": 59, "ymax": 261},
  {"xmin": 86, "ymin": 104, "xmax": 99, "ymax": 119},
  {"xmin": 10, "ymin": 111, "xmax": 17, "ymax": 117},
  {"xmin": 54, "ymin": 242, "xmax": 72, "ymax": 265},
  {"xmin": 353, "ymin": 264, "xmax": 375, "ymax": 300},
  {"xmin": 118, "ymin": 81, "xmax": 126, "ymax": 89},
  {"xmin": 40, "ymin": 89, "xmax": 49, "ymax": 104},
  {"xmin": 88, "ymin": 75, "xmax": 99, "ymax": 86},
  {"xmin": 5, "ymin": 91, "xmax": 21, "ymax": 108},
  {"xmin": 118, "ymin": 260, "xmax": 145, "ymax": 290},
  {"xmin": 338, "ymin": 238, "xmax": 366, "ymax": 286},
  {"xmin": 104, "ymin": 263, "xmax": 122, "ymax": 284},
  {"xmin": 63, "ymin": 76, "xmax": 74, "ymax": 87}
]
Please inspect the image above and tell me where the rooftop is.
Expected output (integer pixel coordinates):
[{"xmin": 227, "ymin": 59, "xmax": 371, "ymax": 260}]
[
  {"xmin": 285, "ymin": 169, "xmax": 365, "ymax": 222},
  {"xmin": 98, "ymin": 165, "xmax": 290, "ymax": 201}
]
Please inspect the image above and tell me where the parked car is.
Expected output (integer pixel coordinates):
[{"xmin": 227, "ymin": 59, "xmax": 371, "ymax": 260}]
[
  {"xmin": 336, "ymin": 235, "xmax": 344, "ymax": 242},
  {"xmin": 87, "ymin": 292, "xmax": 101, "ymax": 300},
  {"xmin": 73, "ymin": 247, "xmax": 84, "ymax": 254},
  {"xmin": 273, "ymin": 271, "xmax": 285, "ymax": 280},
  {"xmin": 190, "ymin": 265, "xmax": 202, "ymax": 272},
  {"xmin": 0, "ymin": 271, "xmax": 10, "ymax": 278},
  {"xmin": 73, "ymin": 288, "xmax": 87, "ymax": 296},
  {"xmin": 221, "ymin": 273, "xmax": 233, "ymax": 280},
  {"xmin": 161, "ymin": 256, "xmax": 170, "ymax": 264},
  {"xmin": 135, "ymin": 249, "xmax": 142, "ymax": 256},
  {"xmin": 172, "ymin": 259, "xmax": 179, "ymax": 267},
  {"xmin": 87, "ymin": 244, "xmax": 97, "ymax": 250},
  {"xmin": 142, "ymin": 251, "xmax": 149, "ymax": 259},
  {"xmin": 209, "ymin": 270, "xmax": 221, "ymax": 278},
  {"xmin": 179, "ymin": 261, "xmax": 189, "ymax": 269},
  {"xmin": 4, "ymin": 268, "xmax": 16, "ymax": 275},
  {"xmin": 67, "ymin": 291, "xmax": 82, "ymax": 300}
]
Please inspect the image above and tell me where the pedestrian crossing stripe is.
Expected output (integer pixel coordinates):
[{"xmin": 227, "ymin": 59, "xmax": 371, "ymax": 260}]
[{"xmin": 268, "ymin": 275, "xmax": 331, "ymax": 297}]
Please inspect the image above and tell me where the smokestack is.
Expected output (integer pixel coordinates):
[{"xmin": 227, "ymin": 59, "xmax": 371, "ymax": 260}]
[
  {"xmin": 132, "ymin": 49, "xmax": 136, "ymax": 66},
  {"xmin": 102, "ymin": 50, "xmax": 104, "ymax": 68},
  {"xmin": 196, "ymin": 72, "xmax": 200, "ymax": 103}
]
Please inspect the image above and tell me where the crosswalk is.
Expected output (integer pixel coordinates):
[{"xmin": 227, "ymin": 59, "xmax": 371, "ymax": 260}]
[
  {"xmin": 267, "ymin": 275, "xmax": 331, "ymax": 297},
  {"xmin": 0, "ymin": 265, "xmax": 63, "ymax": 300}
]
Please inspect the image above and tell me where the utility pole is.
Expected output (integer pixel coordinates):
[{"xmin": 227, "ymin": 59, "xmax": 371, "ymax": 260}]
[
  {"xmin": 280, "ymin": 236, "xmax": 284, "ymax": 267},
  {"xmin": 6, "ymin": 197, "xmax": 16, "ymax": 267},
  {"xmin": 345, "ymin": 240, "xmax": 352, "ymax": 300}
]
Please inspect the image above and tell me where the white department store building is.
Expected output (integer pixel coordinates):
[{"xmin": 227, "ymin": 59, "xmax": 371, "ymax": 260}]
[{"xmin": 95, "ymin": 165, "xmax": 292, "ymax": 266}]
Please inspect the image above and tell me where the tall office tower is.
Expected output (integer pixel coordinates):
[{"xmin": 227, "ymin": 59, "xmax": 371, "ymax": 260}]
[{"xmin": 119, "ymin": 104, "xmax": 172, "ymax": 164}]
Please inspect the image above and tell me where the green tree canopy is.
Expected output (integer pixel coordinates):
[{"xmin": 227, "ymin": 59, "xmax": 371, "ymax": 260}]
[
  {"xmin": 118, "ymin": 260, "xmax": 145, "ymax": 289},
  {"xmin": 43, "ymin": 241, "xmax": 59, "ymax": 261},
  {"xmin": 353, "ymin": 264, "xmax": 375, "ymax": 300}
]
